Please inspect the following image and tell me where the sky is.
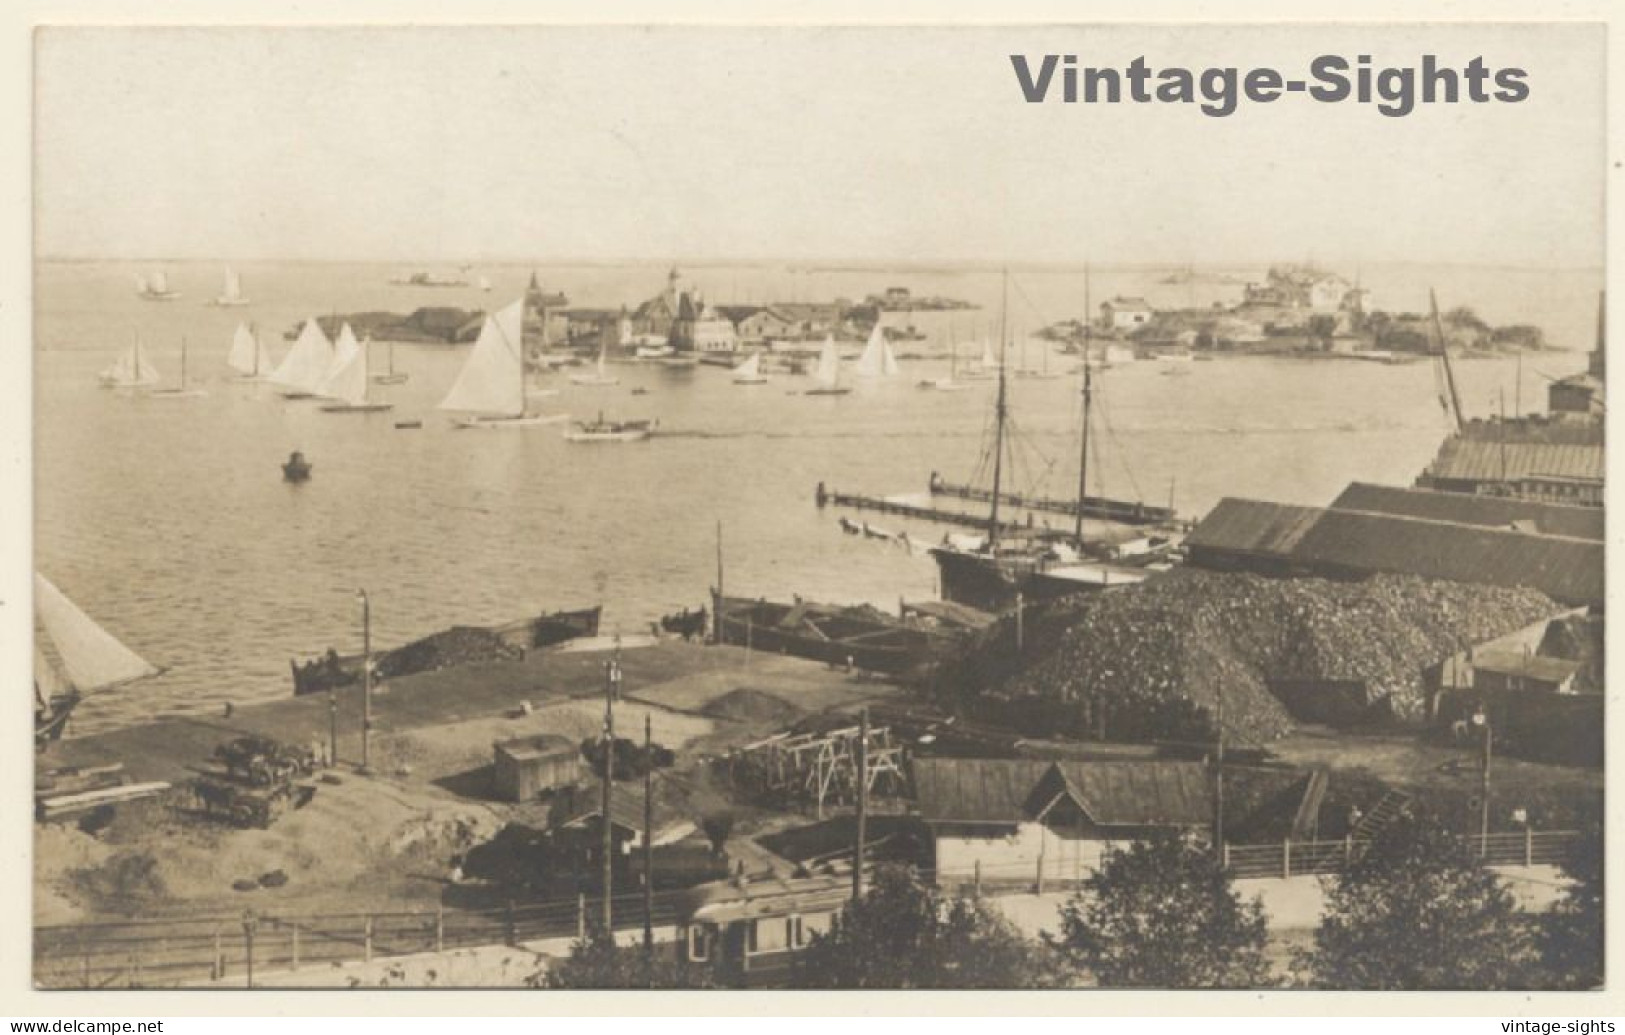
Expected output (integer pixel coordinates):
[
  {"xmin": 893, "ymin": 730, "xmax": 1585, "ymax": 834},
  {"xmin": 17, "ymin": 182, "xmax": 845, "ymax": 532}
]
[{"xmin": 32, "ymin": 23, "xmax": 1606, "ymax": 267}]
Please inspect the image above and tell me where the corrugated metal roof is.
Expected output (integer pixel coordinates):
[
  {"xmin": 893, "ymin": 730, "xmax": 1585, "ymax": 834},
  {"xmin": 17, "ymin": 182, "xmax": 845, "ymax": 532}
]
[
  {"xmin": 1424, "ymin": 438, "xmax": 1605, "ymax": 483},
  {"xmin": 1185, "ymin": 498, "xmax": 1323, "ymax": 555},
  {"xmin": 912, "ymin": 758, "xmax": 1211, "ymax": 827},
  {"xmin": 1330, "ymin": 483, "xmax": 1604, "ymax": 542},
  {"xmin": 1188, "ymin": 498, "xmax": 1603, "ymax": 606}
]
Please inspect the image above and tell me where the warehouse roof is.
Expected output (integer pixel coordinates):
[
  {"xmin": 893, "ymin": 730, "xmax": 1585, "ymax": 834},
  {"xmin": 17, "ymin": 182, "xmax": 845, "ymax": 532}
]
[
  {"xmin": 911, "ymin": 758, "xmax": 1211, "ymax": 828},
  {"xmin": 1187, "ymin": 498, "xmax": 1603, "ymax": 606},
  {"xmin": 1329, "ymin": 483, "xmax": 1604, "ymax": 542},
  {"xmin": 1422, "ymin": 438, "xmax": 1604, "ymax": 484}
]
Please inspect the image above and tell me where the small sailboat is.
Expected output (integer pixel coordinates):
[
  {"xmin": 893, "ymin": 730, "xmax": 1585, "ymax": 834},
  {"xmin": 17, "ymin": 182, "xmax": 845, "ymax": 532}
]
[
  {"xmin": 270, "ymin": 318, "xmax": 336, "ymax": 399},
  {"xmin": 147, "ymin": 337, "xmax": 208, "ymax": 398},
  {"xmin": 320, "ymin": 324, "xmax": 394, "ymax": 413},
  {"xmin": 35, "ymin": 573, "xmax": 161, "ymax": 747},
  {"xmin": 478, "ymin": 275, "xmax": 492, "ymax": 293},
  {"xmin": 212, "ymin": 266, "xmax": 251, "ymax": 307},
  {"xmin": 803, "ymin": 335, "xmax": 851, "ymax": 396},
  {"xmin": 440, "ymin": 298, "xmax": 568, "ymax": 428},
  {"xmin": 135, "ymin": 270, "xmax": 181, "ymax": 301},
  {"xmin": 98, "ymin": 334, "xmax": 162, "ymax": 388},
  {"xmin": 853, "ymin": 323, "xmax": 901, "ymax": 379},
  {"xmin": 226, "ymin": 322, "xmax": 276, "ymax": 381},
  {"xmin": 918, "ymin": 331, "xmax": 973, "ymax": 391},
  {"xmin": 732, "ymin": 352, "xmax": 769, "ymax": 385},
  {"xmin": 369, "ymin": 338, "xmax": 409, "ymax": 385},
  {"xmin": 565, "ymin": 412, "xmax": 655, "ymax": 443},
  {"xmin": 569, "ymin": 340, "xmax": 620, "ymax": 386}
]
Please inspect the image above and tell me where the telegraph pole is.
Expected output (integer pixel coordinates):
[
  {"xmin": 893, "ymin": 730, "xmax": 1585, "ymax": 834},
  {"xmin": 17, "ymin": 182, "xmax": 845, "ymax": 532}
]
[
  {"xmin": 643, "ymin": 712, "xmax": 655, "ymax": 968},
  {"xmin": 601, "ymin": 649, "xmax": 620, "ymax": 930},
  {"xmin": 357, "ymin": 589, "xmax": 372, "ymax": 774},
  {"xmin": 853, "ymin": 707, "xmax": 869, "ymax": 901}
]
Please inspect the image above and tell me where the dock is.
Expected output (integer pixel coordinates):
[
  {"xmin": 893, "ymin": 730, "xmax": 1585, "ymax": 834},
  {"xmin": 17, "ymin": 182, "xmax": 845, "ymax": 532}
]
[
  {"xmin": 928, "ymin": 473, "xmax": 1176, "ymax": 526},
  {"xmin": 814, "ymin": 482, "xmax": 1038, "ymax": 535}
]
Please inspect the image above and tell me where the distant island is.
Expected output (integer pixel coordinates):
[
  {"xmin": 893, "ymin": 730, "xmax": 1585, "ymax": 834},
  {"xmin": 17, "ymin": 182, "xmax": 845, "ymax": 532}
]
[{"xmin": 284, "ymin": 307, "xmax": 485, "ymax": 345}]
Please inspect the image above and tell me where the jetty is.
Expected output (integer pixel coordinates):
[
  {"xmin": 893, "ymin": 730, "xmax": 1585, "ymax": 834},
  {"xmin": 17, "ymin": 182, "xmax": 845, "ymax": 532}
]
[
  {"xmin": 927, "ymin": 472, "xmax": 1176, "ymax": 526},
  {"xmin": 814, "ymin": 482, "xmax": 1040, "ymax": 535}
]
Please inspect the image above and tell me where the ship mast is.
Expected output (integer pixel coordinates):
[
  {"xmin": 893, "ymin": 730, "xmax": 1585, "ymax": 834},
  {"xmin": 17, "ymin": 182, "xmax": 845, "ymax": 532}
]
[
  {"xmin": 1074, "ymin": 265, "xmax": 1093, "ymax": 544},
  {"xmin": 988, "ymin": 269, "xmax": 1009, "ymax": 553},
  {"xmin": 1430, "ymin": 288, "xmax": 1464, "ymax": 433}
]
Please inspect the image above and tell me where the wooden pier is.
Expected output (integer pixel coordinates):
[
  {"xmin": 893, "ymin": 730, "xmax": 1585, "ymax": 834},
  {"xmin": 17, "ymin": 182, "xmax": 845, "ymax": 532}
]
[
  {"xmin": 813, "ymin": 483, "xmax": 1037, "ymax": 535},
  {"xmin": 928, "ymin": 473, "xmax": 1176, "ymax": 526}
]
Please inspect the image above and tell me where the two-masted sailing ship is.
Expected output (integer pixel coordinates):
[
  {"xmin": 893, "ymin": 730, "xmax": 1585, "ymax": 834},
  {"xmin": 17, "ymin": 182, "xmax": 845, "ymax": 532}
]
[
  {"xmin": 926, "ymin": 272, "xmax": 1181, "ymax": 613},
  {"xmin": 439, "ymin": 298, "xmax": 566, "ymax": 428},
  {"xmin": 35, "ymin": 574, "xmax": 160, "ymax": 747}
]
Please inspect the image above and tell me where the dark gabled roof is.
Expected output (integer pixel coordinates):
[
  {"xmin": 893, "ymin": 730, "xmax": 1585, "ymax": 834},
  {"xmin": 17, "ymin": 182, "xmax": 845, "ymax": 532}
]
[
  {"xmin": 1423, "ymin": 438, "xmax": 1604, "ymax": 484},
  {"xmin": 1330, "ymin": 483, "xmax": 1604, "ymax": 542},
  {"xmin": 546, "ymin": 779, "xmax": 687, "ymax": 836},
  {"xmin": 911, "ymin": 758, "xmax": 1211, "ymax": 828},
  {"xmin": 1187, "ymin": 498, "xmax": 1604, "ymax": 606}
]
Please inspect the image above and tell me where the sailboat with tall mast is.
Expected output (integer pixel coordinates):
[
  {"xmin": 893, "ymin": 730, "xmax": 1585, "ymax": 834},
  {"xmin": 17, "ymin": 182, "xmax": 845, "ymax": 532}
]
[
  {"xmin": 731, "ymin": 351, "xmax": 769, "ymax": 385},
  {"xmin": 803, "ymin": 335, "xmax": 851, "ymax": 396},
  {"xmin": 135, "ymin": 270, "xmax": 181, "ymax": 301},
  {"xmin": 439, "ymin": 297, "xmax": 567, "ymax": 428},
  {"xmin": 369, "ymin": 337, "xmax": 409, "ymax": 385},
  {"xmin": 320, "ymin": 324, "xmax": 393, "ymax": 413},
  {"xmin": 147, "ymin": 337, "xmax": 208, "ymax": 398},
  {"xmin": 918, "ymin": 327, "xmax": 973, "ymax": 391},
  {"xmin": 270, "ymin": 318, "xmax": 336, "ymax": 399},
  {"xmin": 569, "ymin": 338, "xmax": 620, "ymax": 386},
  {"xmin": 226, "ymin": 322, "xmax": 276, "ymax": 381},
  {"xmin": 928, "ymin": 269, "xmax": 1177, "ymax": 612},
  {"xmin": 35, "ymin": 573, "xmax": 161, "ymax": 747},
  {"xmin": 98, "ymin": 333, "xmax": 162, "ymax": 389},
  {"xmin": 212, "ymin": 266, "xmax": 251, "ymax": 307},
  {"xmin": 853, "ymin": 323, "xmax": 901, "ymax": 378}
]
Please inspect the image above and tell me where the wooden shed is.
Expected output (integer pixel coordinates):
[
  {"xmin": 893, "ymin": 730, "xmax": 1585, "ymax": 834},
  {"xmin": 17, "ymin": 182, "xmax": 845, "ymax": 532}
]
[{"xmin": 492, "ymin": 735, "xmax": 580, "ymax": 802}]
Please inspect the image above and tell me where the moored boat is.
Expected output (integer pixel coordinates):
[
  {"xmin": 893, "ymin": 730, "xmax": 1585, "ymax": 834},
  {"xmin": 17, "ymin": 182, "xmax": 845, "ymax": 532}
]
[
  {"xmin": 710, "ymin": 593, "xmax": 966, "ymax": 676},
  {"xmin": 565, "ymin": 413, "xmax": 655, "ymax": 442},
  {"xmin": 146, "ymin": 337, "xmax": 208, "ymax": 399},
  {"xmin": 290, "ymin": 606, "xmax": 603, "ymax": 696}
]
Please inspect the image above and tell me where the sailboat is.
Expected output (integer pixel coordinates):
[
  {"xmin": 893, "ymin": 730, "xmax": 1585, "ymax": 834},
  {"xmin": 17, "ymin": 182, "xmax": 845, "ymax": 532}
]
[
  {"xmin": 35, "ymin": 573, "xmax": 161, "ymax": 747},
  {"xmin": 569, "ymin": 340, "xmax": 620, "ymax": 386},
  {"xmin": 439, "ymin": 297, "xmax": 568, "ymax": 428},
  {"xmin": 320, "ymin": 324, "xmax": 394, "ymax": 413},
  {"xmin": 212, "ymin": 267, "xmax": 251, "ymax": 307},
  {"xmin": 226, "ymin": 322, "xmax": 276, "ymax": 381},
  {"xmin": 853, "ymin": 323, "xmax": 901, "ymax": 378},
  {"xmin": 98, "ymin": 334, "xmax": 162, "ymax": 388},
  {"xmin": 732, "ymin": 351, "xmax": 769, "ymax": 385},
  {"xmin": 918, "ymin": 330, "xmax": 973, "ymax": 391},
  {"xmin": 270, "ymin": 318, "xmax": 336, "ymax": 399},
  {"xmin": 147, "ymin": 337, "xmax": 209, "ymax": 398},
  {"xmin": 803, "ymin": 335, "xmax": 851, "ymax": 396},
  {"xmin": 369, "ymin": 337, "xmax": 409, "ymax": 385},
  {"xmin": 135, "ymin": 270, "xmax": 181, "ymax": 301},
  {"xmin": 478, "ymin": 275, "xmax": 493, "ymax": 293}
]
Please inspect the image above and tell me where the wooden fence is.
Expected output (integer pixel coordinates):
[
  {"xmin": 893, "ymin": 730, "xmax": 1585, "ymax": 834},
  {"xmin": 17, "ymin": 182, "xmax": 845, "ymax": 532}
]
[{"xmin": 35, "ymin": 890, "xmax": 687, "ymax": 990}]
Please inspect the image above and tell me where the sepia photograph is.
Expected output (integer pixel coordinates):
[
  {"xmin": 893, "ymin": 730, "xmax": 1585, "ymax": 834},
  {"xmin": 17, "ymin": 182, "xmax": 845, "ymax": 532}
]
[{"xmin": 24, "ymin": 19, "xmax": 1607, "ymax": 996}]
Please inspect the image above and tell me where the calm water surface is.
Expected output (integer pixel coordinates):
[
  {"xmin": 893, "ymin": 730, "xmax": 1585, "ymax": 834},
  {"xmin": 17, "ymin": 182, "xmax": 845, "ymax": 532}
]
[{"xmin": 35, "ymin": 260, "xmax": 1597, "ymax": 734}]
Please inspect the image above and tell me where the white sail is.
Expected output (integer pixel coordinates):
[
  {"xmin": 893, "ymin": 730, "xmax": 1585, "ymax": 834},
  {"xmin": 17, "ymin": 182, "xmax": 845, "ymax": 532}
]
[
  {"xmin": 270, "ymin": 318, "xmax": 335, "ymax": 393},
  {"xmin": 150, "ymin": 271, "xmax": 170, "ymax": 295},
  {"xmin": 222, "ymin": 267, "xmax": 242, "ymax": 301},
  {"xmin": 979, "ymin": 341, "xmax": 999, "ymax": 371},
  {"xmin": 226, "ymin": 323, "xmax": 261, "ymax": 375},
  {"xmin": 478, "ymin": 275, "xmax": 492, "ymax": 292},
  {"xmin": 733, "ymin": 353, "xmax": 761, "ymax": 378},
  {"xmin": 814, "ymin": 336, "xmax": 841, "ymax": 387},
  {"xmin": 35, "ymin": 574, "xmax": 158, "ymax": 693},
  {"xmin": 102, "ymin": 337, "xmax": 161, "ymax": 385},
  {"xmin": 439, "ymin": 298, "xmax": 525, "ymax": 415},
  {"xmin": 320, "ymin": 324, "xmax": 368, "ymax": 404},
  {"xmin": 854, "ymin": 324, "xmax": 900, "ymax": 377},
  {"xmin": 134, "ymin": 339, "xmax": 161, "ymax": 383},
  {"xmin": 133, "ymin": 273, "xmax": 149, "ymax": 295}
]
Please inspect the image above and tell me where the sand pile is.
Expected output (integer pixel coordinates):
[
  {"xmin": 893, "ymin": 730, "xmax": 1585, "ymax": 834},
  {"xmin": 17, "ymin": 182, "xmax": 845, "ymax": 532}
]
[{"xmin": 699, "ymin": 688, "xmax": 804, "ymax": 727}]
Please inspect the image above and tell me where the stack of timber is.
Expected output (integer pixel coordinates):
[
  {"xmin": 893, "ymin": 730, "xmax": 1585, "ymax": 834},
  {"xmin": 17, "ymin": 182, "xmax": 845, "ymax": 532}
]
[{"xmin": 36, "ymin": 763, "xmax": 171, "ymax": 821}]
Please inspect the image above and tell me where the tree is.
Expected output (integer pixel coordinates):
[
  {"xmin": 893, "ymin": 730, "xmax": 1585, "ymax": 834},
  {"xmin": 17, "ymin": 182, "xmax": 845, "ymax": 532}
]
[
  {"xmin": 1051, "ymin": 832, "xmax": 1272, "ymax": 988},
  {"xmin": 1303, "ymin": 814, "xmax": 1539, "ymax": 989},
  {"xmin": 792, "ymin": 864, "xmax": 1066, "ymax": 989},
  {"xmin": 538, "ymin": 920, "xmax": 717, "ymax": 989},
  {"xmin": 1537, "ymin": 821, "xmax": 1603, "ymax": 990}
]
